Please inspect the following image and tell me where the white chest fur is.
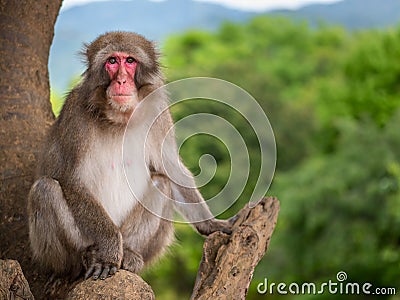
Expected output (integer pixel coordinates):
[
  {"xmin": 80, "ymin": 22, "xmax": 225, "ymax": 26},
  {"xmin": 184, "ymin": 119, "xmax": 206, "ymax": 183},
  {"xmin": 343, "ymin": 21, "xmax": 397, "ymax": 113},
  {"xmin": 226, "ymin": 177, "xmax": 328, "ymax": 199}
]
[{"xmin": 77, "ymin": 128, "xmax": 150, "ymax": 227}]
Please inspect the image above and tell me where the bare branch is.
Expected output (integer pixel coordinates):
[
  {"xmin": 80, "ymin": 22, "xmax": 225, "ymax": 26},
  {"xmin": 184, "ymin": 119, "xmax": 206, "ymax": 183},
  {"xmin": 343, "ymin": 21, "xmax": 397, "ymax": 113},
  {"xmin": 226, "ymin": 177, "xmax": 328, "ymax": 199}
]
[{"xmin": 191, "ymin": 197, "xmax": 280, "ymax": 300}]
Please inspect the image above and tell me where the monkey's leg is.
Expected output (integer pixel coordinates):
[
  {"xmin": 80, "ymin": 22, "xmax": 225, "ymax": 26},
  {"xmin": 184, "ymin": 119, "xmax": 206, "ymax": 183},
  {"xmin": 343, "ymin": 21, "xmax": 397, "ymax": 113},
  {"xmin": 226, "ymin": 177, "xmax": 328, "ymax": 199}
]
[
  {"xmin": 120, "ymin": 174, "xmax": 174, "ymax": 273},
  {"xmin": 27, "ymin": 177, "xmax": 86, "ymax": 278},
  {"xmin": 58, "ymin": 179, "xmax": 123, "ymax": 280}
]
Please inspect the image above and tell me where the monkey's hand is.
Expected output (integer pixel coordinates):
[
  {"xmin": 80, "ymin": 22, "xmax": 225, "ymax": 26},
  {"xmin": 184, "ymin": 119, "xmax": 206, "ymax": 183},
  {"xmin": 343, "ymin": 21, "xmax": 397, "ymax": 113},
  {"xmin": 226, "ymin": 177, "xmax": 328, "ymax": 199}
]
[
  {"xmin": 195, "ymin": 218, "xmax": 235, "ymax": 236},
  {"xmin": 121, "ymin": 247, "xmax": 144, "ymax": 274},
  {"xmin": 82, "ymin": 239, "xmax": 123, "ymax": 280}
]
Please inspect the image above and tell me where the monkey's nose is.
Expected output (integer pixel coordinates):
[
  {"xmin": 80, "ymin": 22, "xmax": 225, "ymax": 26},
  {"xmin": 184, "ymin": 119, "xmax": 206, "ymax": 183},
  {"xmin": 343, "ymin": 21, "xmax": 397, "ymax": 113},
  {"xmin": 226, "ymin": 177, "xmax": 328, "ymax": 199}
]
[{"xmin": 117, "ymin": 80, "xmax": 126, "ymax": 85}]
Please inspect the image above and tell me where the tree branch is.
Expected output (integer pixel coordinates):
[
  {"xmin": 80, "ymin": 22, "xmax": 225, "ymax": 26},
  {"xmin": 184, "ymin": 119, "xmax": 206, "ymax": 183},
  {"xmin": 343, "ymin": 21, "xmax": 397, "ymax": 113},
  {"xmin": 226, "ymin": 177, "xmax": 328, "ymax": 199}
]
[{"xmin": 191, "ymin": 197, "xmax": 280, "ymax": 300}]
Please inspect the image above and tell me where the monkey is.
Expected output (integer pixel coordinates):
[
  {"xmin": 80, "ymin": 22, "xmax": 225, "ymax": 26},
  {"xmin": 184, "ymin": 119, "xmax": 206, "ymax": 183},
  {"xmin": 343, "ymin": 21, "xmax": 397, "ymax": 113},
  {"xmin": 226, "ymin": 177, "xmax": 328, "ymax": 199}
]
[{"xmin": 27, "ymin": 31, "xmax": 232, "ymax": 282}]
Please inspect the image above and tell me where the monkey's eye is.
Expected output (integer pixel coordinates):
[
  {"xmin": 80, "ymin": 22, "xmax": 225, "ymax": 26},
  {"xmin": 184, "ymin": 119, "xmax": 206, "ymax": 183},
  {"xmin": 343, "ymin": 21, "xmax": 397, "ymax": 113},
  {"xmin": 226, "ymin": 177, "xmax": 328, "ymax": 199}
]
[
  {"xmin": 108, "ymin": 57, "xmax": 117, "ymax": 64},
  {"xmin": 126, "ymin": 57, "xmax": 136, "ymax": 64}
]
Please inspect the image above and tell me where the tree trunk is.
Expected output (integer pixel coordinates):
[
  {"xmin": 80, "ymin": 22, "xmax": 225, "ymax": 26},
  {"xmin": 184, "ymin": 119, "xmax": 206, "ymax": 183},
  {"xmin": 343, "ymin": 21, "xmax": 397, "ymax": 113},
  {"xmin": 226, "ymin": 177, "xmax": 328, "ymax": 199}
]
[{"xmin": 0, "ymin": 0, "xmax": 62, "ymax": 297}]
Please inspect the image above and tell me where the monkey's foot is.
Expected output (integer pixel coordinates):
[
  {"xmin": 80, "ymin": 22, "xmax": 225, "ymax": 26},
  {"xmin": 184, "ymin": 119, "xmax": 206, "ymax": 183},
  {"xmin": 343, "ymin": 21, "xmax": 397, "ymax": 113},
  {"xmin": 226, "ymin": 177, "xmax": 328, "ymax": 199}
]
[
  {"xmin": 121, "ymin": 247, "xmax": 144, "ymax": 273},
  {"xmin": 82, "ymin": 245, "xmax": 119, "ymax": 280}
]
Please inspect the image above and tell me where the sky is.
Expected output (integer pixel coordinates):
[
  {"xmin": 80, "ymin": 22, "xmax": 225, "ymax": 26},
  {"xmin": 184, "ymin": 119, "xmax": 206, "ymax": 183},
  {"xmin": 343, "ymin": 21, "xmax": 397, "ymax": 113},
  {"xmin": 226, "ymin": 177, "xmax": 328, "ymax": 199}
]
[{"xmin": 61, "ymin": 0, "xmax": 343, "ymax": 12}]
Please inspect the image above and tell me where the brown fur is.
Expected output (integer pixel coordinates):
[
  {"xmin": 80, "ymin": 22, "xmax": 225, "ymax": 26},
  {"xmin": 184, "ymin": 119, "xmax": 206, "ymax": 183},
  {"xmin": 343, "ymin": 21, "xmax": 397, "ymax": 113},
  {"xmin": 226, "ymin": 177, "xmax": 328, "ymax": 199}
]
[{"xmin": 27, "ymin": 32, "xmax": 231, "ymax": 284}]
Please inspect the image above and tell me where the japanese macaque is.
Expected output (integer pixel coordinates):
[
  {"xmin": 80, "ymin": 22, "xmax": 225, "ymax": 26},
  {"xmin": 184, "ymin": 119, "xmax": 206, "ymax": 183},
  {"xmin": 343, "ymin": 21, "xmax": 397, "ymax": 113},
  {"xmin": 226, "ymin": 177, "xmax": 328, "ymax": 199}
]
[{"xmin": 27, "ymin": 31, "xmax": 231, "ymax": 281}]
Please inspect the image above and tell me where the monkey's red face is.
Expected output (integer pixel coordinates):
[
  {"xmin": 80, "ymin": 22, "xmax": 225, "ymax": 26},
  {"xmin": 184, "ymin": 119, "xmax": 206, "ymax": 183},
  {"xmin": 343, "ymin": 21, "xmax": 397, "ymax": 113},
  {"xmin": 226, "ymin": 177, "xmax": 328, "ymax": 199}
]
[{"xmin": 105, "ymin": 52, "xmax": 138, "ymax": 107}]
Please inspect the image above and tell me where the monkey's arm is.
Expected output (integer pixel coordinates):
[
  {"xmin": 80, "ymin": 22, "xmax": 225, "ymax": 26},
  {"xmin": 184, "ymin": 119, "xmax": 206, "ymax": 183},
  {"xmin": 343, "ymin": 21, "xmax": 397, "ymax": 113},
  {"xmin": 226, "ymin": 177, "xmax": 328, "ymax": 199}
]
[
  {"xmin": 59, "ymin": 178, "xmax": 123, "ymax": 279},
  {"xmin": 156, "ymin": 151, "xmax": 232, "ymax": 235},
  {"xmin": 149, "ymin": 110, "xmax": 232, "ymax": 236},
  {"xmin": 168, "ymin": 166, "xmax": 232, "ymax": 236}
]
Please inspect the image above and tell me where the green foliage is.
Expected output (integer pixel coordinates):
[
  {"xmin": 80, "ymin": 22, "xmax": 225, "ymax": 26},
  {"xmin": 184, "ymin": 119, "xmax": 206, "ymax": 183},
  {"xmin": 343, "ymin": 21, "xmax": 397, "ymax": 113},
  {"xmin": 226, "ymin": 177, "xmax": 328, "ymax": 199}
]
[
  {"xmin": 316, "ymin": 28, "xmax": 400, "ymax": 129},
  {"xmin": 342, "ymin": 28, "xmax": 400, "ymax": 126},
  {"xmin": 50, "ymin": 88, "xmax": 64, "ymax": 117},
  {"xmin": 248, "ymin": 113, "xmax": 400, "ymax": 299},
  {"xmin": 159, "ymin": 16, "xmax": 400, "ymax": 299}
]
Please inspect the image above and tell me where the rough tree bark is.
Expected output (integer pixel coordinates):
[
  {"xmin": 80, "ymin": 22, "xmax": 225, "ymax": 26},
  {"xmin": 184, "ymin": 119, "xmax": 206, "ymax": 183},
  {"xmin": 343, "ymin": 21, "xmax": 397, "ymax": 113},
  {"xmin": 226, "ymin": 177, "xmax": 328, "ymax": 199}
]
[
  {"xmin": 0, "ymin": 259, "xmax": 34, "ymax": 299},
  {"xmin": 0, "ymin": 0, "xmax": 62, "ymax": 297}
]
